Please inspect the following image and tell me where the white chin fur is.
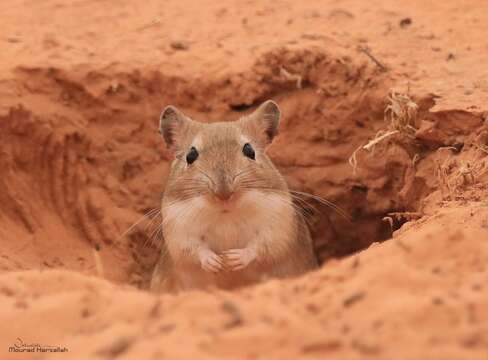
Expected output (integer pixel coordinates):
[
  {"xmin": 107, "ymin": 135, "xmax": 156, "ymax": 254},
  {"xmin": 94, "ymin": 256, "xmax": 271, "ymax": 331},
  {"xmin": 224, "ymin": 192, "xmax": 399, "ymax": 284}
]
[{"xmin": 162, "ymin": 190, "xmax": 295, "ymax": 254}]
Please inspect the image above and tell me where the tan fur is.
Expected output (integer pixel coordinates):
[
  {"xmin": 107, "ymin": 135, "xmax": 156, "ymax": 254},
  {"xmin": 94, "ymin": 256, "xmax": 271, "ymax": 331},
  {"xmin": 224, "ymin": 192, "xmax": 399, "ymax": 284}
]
[{"xmin": 150, "ymin": 101, "xmax": 318, "ymax": 293}]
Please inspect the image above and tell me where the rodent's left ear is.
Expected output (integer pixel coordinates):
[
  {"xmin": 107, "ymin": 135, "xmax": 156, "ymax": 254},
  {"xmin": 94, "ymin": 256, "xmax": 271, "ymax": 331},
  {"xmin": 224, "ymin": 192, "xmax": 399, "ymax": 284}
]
[{"xmin": 242, "ymin": 100, "xmax": 281, "ymax": 146}]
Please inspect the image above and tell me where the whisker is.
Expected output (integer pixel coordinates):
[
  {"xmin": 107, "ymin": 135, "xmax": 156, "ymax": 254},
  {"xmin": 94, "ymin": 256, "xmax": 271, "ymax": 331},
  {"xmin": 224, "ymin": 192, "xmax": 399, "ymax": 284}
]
[
  {"xmin": 234, "ymin": 177, "xmax": 351, "ymax": 222},
  {"xmin": 144, "ymin": 209, "xmax": 162, "ymax": 233},
  {"xmin": 258, "ymin": 192, "xmax": 316, "ymax": 228},
  {"xmin": 194, "ymin": 165, "xmax": 215, "ymax": 186},
  {"xmin": 146, "ymin": 219, "xmax": 163, "ymax": 247},
  {"xmin": 155, "ymin": 226, "xmax": 164, "ymax": 242},
  {"xmin": 117, "ymin": 207, "xmax": 160, "ymax": 240},
  {"xmin": 290, "ymin": 190, "xmax": 352, "ymax": 222},
  {"xmin": 232, "ymin": 164, "xmax": 255, "ymax": 182}
]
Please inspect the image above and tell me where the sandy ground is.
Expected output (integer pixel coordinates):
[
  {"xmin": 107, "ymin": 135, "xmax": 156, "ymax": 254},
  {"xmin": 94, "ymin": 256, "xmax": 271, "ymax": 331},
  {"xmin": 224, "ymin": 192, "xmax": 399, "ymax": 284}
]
[{"xmin": 0, "ymin": 0, "xmax": 487, "ymax": 359}]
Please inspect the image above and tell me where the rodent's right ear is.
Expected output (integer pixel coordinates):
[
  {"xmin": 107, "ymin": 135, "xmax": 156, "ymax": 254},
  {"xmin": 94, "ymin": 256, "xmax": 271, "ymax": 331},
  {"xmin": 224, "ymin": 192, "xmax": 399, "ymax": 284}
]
[
  {"xmin": 159, "ymin": 106, "xmax": 192, "ymax": 152},
  {"xmin": 241, "ymin": 100, "xmax": 281, "ymax": 148}
]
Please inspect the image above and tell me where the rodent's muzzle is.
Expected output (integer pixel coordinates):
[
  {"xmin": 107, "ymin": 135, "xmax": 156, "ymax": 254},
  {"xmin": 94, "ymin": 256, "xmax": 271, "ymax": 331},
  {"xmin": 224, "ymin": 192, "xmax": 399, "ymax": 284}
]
[
  {"xmin": 212, "ymin": 171, "xmax": 235, "ymax": 202},
  {"xmin": 214, "ymin": 188, "xmax": 234, "ymax": 201}
]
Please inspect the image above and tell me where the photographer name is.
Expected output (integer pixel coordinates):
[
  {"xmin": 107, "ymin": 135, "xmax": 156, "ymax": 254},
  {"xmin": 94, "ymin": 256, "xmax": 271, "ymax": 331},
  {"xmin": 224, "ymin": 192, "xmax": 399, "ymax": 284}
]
[{"xmin": 8, "ymin": 338, "xmax": 68, "ymax": 353}]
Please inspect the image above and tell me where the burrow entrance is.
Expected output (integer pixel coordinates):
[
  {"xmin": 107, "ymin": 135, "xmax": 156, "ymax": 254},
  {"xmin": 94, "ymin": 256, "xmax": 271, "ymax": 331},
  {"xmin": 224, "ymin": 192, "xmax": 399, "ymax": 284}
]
[{"xmin": 2, "ymin": 46, "xmax": 465, "ymax": 290}]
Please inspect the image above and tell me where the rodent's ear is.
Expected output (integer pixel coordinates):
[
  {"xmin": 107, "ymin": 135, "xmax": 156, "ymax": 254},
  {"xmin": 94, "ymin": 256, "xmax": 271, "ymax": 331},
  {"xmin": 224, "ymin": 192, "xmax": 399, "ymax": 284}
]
[
  {"xmin": 242, "ymin": 100, "xmax": 281, "ymax": 147},
  {"xmin": 159, "ymin": 106, "xmax": 192, "ymax": 152}
]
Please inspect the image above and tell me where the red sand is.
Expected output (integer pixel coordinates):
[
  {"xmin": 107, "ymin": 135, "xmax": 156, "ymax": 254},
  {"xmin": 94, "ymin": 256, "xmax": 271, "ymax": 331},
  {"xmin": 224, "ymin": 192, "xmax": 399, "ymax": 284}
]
[{"xmin": 0, "ymin": 1, "xmax": 487, "ymax": 359}]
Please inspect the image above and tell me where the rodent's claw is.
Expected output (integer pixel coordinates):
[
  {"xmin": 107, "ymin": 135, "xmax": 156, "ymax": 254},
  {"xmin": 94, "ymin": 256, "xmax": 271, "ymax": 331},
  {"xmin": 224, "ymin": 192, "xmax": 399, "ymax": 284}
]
[
  {"xmin": 222, "ymin": 248, "xmax": 256, "ymax": 271},
  {"xmin": 198, "ymin": 248, "xmax": 224, "ymax": 273}
]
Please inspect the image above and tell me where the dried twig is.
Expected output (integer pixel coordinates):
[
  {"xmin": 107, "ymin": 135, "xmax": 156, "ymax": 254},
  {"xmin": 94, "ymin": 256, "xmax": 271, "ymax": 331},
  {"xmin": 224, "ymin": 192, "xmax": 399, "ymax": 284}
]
[
  {"xmin": 412, "ymin": 153, "xmax": 420, "ymax": 167},
  {"xmin": 92, "ymin": 246, "xmax": 105, "ymax": 278},
  {"xmin": 362, "ymin": 130, "xmax": 400, "ymax": 151},
  {"xmin": 473, "ymin": 142, "xmax": 488, "ymax": 155},
  {"xmin": 382, "ymin": 216, "xmax": 394, "ymax": 231},
  {"xmin": 136, "ymin": 18, "xmax": 161, "ymax": 32},
  {"xmin": 357, "ymin": 46, "xmax": 388, "ymax": 71},
  {"xmin": 387, "ymin": 212, "xmax": 423, "ymax": 221},
  {"xmin": 348, "ymin": 91, "xmax": 418, "ymax": 174},
  {"xmin": 383, "ymin": 212, "xmax": 422, "ymax": 233},
  {"xmin": 280, "ymin": 67, "xmax": 303, "ymax": 89}
]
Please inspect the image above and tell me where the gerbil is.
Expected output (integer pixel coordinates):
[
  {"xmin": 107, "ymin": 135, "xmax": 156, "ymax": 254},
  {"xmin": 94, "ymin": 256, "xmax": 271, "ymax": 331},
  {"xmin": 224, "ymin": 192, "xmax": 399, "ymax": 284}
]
[{"xmin": 150, "ymin": 100, "xmax": 318, "ymax": 293}]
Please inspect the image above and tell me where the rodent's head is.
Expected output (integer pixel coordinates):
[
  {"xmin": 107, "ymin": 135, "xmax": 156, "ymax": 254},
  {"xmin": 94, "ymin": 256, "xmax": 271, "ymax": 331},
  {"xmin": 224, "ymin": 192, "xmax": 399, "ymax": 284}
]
[{"xmin": 159, "ymin": 100, "xmax": 288, "ymax": 209}]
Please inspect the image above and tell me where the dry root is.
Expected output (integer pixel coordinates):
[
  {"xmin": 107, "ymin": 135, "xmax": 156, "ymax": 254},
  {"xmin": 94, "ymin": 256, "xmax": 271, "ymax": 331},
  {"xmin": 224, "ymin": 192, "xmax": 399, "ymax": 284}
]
[
  {"xmin": 473, "ymin": 130, "xmax": 488, "ymax": 155},
  {"xmin": 412, "ymin": 153, "xmax": 421, "ymax": 167},
  {"xmin": 136, "ymin": 18, "xmax": 162, "ymax": 32},
  {"xmin": 436, "ymin": 153, "xmax": 486, "ymax": 200},
  {"xmin": 349, "ymin": 91, "xmax": 419, "ymax": 174},
  {"xmin": 473, "ymin": 143, "xmax": 488, "ymax": 155},
  {"xmin": 384, "ymin": 92, "xmax": 419, "ymax": 136},
  {"xmin": 388, "ymin": 212, "xmax": 423, "ymax": 221},
  {"xmin": 382, "ymin": 212, "xmax": 423, "ymax": 231},
  {"xmin": 455, "ymin": 160, "xmax": 477, "ymax": 186},
  {"xmin": 92, "ymin": 246, "xmax": 105, "ymax": 278},
  {"xmin": 436, "ymin": 156, "xmax": 453, "ymax": 199},
  {"xmin": 279, "ymin": 67, "xmax": 302, "ymax": 89}
]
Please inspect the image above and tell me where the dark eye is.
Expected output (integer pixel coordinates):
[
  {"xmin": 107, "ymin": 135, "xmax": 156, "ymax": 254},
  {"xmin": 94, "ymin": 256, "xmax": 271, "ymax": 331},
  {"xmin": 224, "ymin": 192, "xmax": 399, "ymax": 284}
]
[
  {"xmin": 186, "ymin": 147, "xmax": 199, "ymax": 164},
  {"xmin": 242, "ymin": 143, "xmax": 255, "ymax": 160}
]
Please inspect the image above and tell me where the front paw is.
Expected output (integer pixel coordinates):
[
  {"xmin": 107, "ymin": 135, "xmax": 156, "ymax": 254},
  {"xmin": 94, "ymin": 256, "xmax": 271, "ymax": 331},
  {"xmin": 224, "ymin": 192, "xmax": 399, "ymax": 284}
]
[
  {"xmin": 198, "ymin": 248, "xmax": 225, "ymax": 273},
  {"xmin": 222, "ymin": 248, "xmax": 256, "ymax": 271}
]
